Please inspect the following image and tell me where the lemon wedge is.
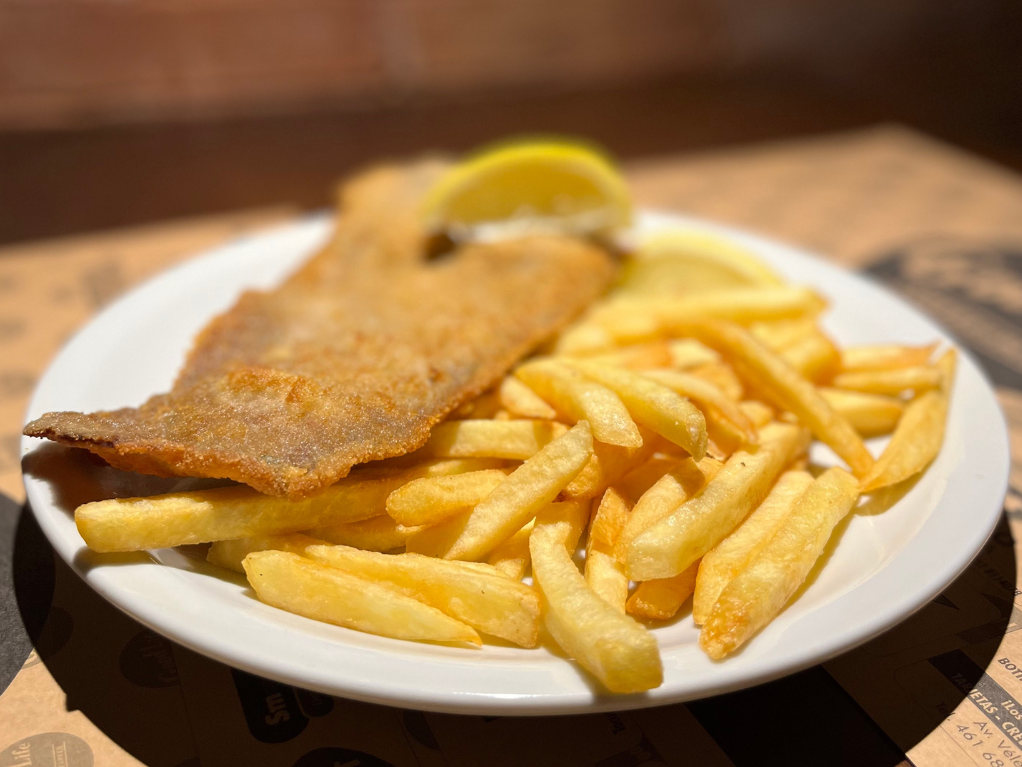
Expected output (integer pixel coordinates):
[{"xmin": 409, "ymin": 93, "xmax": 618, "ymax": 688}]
[
  {"xmin": 421, "ymin": 139, "xmax": 632, "ymax": 237},
  {"xmin": 617, "ymin": 231, "xmax": 783, "ymax": 296}
]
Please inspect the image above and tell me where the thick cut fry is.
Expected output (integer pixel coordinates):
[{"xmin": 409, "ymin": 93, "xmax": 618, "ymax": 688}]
[
  {"xmin": 565, "ymin": 360, "xmax": 707, "ymax": 460},
  {"xmin": 588, "ymin": 487, "xmax": 630, "ymax": 549},
  {"xmin": 585, "ymin": 342, "xmax": 673, "ymax": 370},
  {"xmin": 627, "ymin": 562, "xmax": 699, "ymax": 621},
  {"xmin": 704, "ymin": 438, "xmax": 730, "ymax": 463},
  {"xmin": 819, "ymin": 388, "xmax": 904, "ymax": 437},
  {"xmin": 860, "ymin": 349, "xmax": 956, "ymax": 492},
  {"xmin": 840, "ymin": 343, "xmax": 937, "ymax": 372},
  {"xmin": 386, "ymin": 469, "xmax": 509, "ymax": 526},
  {"xmin": 515, "ymin": 359, "xmax": 642, "ymax": 447},
  {"xmin": 207, "ymin": 532, "xmax": 326, "ymax": 572},
  {"xmin": 561, "ymin": 430, "xmax": 659, "ymax": 500},
  {"xmin": 451, "ymin": 390, "xmax": 502, "ymax": 420},
  {"xmin": 683, "ymin": 320, "xmax": 873, "ymax": 477},
  {"xmin": 498, "ymin": 376, "xmax": 558, "ymax": 420},
  {"xmin": 358, "ymin": 455, "xmax": 506, "ymax": 475},
  {"xmin": 596, "ymin": 287, "xmax": 827, "ymax": 343},
  {"xmin": 615, "ymin": 457, "xmax": 723, "ymax": 559},
  {"xmin": 413, "ymin": 419, "xmax": 568, "ymax": 460},
  {"xmin": 624, "ymin": 422, "xmax": 809, "ymax": 580},
  {"xmin": 703, "ymin": 412, "xmax": 747, "ymax": 459},
  {"xmin": 535, "ymin": 499, "xmax": 592, "ymax": 551},
  {"xmin": 74, "ymin": 460, "xmax": 475, "ymax": 553},
  {"xmin": 690, "ymin": 363, "xmax": 744, "ymax": 401},
  {"xmin": 738, "ymin": 400, "xmax": 774, "ymax": 428},
  {"xmin": 305, "ymin": 545, "xmax": 540, "ymax": 646},
  {"xmin": 487, "ymin": 519, "xmax": 534, "ymax": 579},
  {"xmin": 749, "ymin": 318, "xmax": 817, "ymax": 351},
  {"xmin": 308, "ymin": 515, "xmax": 422, "ymax": 552},
  {"xmin": 640, "ymin": 369, "xmax": 756, "ymax": 443},
  {"xmin": 692, "ymin": 470, "xmax": 813, "ymax": 624},
  {"xmin": 616, "ymin": 455, "xmax": 687, "ymax": 502},
  {"xmin": 700, "ymin": 467, "xmax": 860, "ymax": 658},
  {"xmin": 780, "ymin": 333, "xmax": 841, "ymax": 383},
  {"xmin": 407, "ymin": 422, "xmax": 593, "ymax": 560},
  {"xmin": 831, "ymin": 366, "xmax": 942, "ymax": 396},
  {"xmin": 668, "ymin": 339, "xmax": 720, "ymax": 369},
  {"xmin": 243, "ymin": 551, "xmax": 480, "ymax": 645},
  {"xmin": 553, "ymin": 321, "xmax": 614, "ymax": 355},
  {"xmin": 530, "ymin": 515, "xmax": 662, "ymax": 692},
  {"xmin": 585, "ymin": 489, "xmax": 631, "ymax": 612}
]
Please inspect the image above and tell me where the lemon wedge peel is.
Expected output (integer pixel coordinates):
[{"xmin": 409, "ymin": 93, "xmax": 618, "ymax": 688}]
[
  {"xmin": 616, "ymin": 231, "xmax": 784, "ymax": 296},
  {"xmin": 421, "ymin": 140, "xmax": 633, "ymax": 238}
]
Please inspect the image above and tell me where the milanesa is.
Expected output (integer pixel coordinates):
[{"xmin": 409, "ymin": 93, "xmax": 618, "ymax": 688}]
[{"xmin": 24, "ymin": 161, "xmax": 615, "ymax": 498}]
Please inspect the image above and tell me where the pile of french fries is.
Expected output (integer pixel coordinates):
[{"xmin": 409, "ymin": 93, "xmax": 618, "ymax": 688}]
[{"xmin": 74, "ymin": 230, "xmax": 956, "ymax": 694}]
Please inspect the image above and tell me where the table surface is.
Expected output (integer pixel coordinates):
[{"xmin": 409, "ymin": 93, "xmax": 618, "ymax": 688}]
[{"xmin": 2, "ymin": 124, "xmax": 1021, "ymax": 767}]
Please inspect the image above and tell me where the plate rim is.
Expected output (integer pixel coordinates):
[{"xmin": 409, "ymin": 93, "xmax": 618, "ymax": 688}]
[{"xmin": 21, "ymin": 210, "xmax": 1011, "ymax": 715}]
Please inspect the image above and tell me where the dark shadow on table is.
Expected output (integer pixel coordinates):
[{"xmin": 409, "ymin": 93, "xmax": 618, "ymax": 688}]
[
  {"xmin": 691, "ymin": 512, "xmax": 1017, "ymax": 767},
  {"xmin": 8, "ymin": 479, "xmax": 1014, "ymax": 766}
]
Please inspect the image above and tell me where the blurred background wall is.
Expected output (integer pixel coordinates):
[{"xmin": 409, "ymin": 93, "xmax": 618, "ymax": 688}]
[
  {"xmin": 1, "ymin": 0, "xmax": 1020, "ymax": 242},
  {"xmin": 2, "ymin": 0, "xmax": 1018, "ymax": 129}
]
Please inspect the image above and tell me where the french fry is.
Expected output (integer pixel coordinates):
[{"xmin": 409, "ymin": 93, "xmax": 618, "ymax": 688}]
[
  {"xmin": 487, "ymin": 519, "xmax": 534, "ymax": 579},
  {"xmin": 738, "ymin": 400, "xmax": 774, "ymax": 427},
  {"xmin": 700, "ymin": 467, "xmax": 860, "ymax": 658},
  {"xmin": 692, "ymin": 470, "xmax": 814, "ymax": 624},
  {"xmin": 515, "ymin": 359, "xmax": 642, "ymax": 447},
  {"xmin": 413, "ymin": 419, "xmax": 568, "ymax": 460},
  {"xmin": 536, "ymin": 499, "xmax": 592, "ymax": 551},
  {"xmin": 831, "ymin": 366, "xmax": 942, "ymax": 396},
  {"xmin": 639, "ymin": 369, "xmax": 757, "ymax": 443},
  {"xmin": 207, "ymin": 532, "xmax": 326, "ymax": 572},
  {"xmin": 623, "ymin": 422, "xmax": 810, "ymax": 581},
  {"xmin": 627, "ymin": 562, "xmax": 699, "ymax": 621},
  {"xmin": 386, "ymin": 469, "xmax": 510, "ymax": 526},
  {"xmin": 596, "ymin": 286, "xmax": 827, "ymax": 342},
  {"xmin": 498, "ymin": 376, "xmax": 558, "ymax": 420},
  {"xmin": 564, "ymin": 360, "xmax": 707, "ymax": 460},
  {"xmin": 453, "ymin": 390, "xmax": 504, "ymax": 421},
  {"xmin": 357, "ymin": 455, "xmax": 506, "ymax": 475},
  {"xmin": 584, "ymin": 342, "xmax": 673, "ymax": 370},
  {"xmin": 780, "ymin": 332, "xmax": 841, "ymax": 383},
  {"xmin": 690, "ymin": 363, "xmax": 744, "ymax": 401},
  {"xmin": 585, "ymin": 489, "xmax": 631, "ymax": 612},
  {"xmin": 704, "ymin": 439, "xmax": 730, "ymax": 462},
  {"xmin": 74, "ymin": 460, "xmax": 478, "ymax": 553},
  {"xmin": 860, "ymin": 349, "xmax": 956, "ymax": 492},
  {"xmin": 703, "ymin": 411, "xmax": 747, "ymax": 459},
  {"xmin": 530, "ymin": 512, "xmax": 662, "ymax": 692},
  {"xmin": 308, "ymin": 515, "xmax": 422, "ymax": 552},
  {"xmin": 407, "ymin": 422, "xmax": 593, "ymax": 560},
  {"xmin": 244, "ymin": 551, "xmax": 480, "ymax": 645},
  {"xmin": 819, "ymin": 388, "xmax": 905, "ymax": 437},
  {"xmin": 553, "ymin": 322, "xmax": 614, "ymax": 355},
  {"xmin": 840, "ymin": 343, "xmax": 937, "ymax": 372},
  {"xmin": 615, "ymin": 457, "xmax": 723, "ymax": 557},
  {"xmin": 749, "ymin": 318, "xmax": 817, "ymax": 350},
  {"xmin": 305, "ymin": 545, "xmax": 541, "ymax": 646},
  {"xmin": 615, "ymin": 454, "xmax": 682, "ymax": 502},
  {"xmin": 682, "ymin": 320, "xmax": 873, "ymax": 477},
  {"xmin": 561, "ymin": 430, "xmax": 659, "ymax": 500},
  {"xmin": 668, "ymin": 339, "xmax": 721, "ymax": 369}
]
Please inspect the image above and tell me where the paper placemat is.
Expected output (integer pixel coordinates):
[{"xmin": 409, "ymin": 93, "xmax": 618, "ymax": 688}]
[{"xmin": 2, "ymin": 124, "xmax": 1020, "ymax": 766}]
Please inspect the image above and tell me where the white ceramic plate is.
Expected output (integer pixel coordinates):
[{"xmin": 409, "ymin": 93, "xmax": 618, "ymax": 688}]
[{"xmin": 22, "ymin": 211, "xmax": 1009, "ymax": 715}]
